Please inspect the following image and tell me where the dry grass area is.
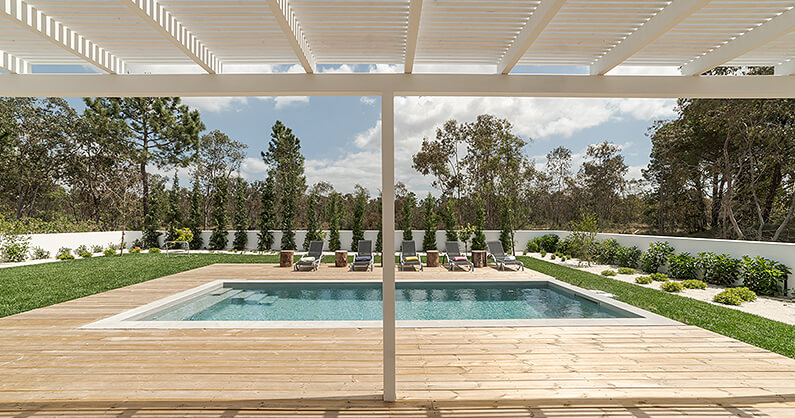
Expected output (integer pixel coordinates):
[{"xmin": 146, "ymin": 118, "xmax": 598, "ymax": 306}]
[{"xmin": 0, "ymin": 264, "xmax": 793, "ymax": 417}]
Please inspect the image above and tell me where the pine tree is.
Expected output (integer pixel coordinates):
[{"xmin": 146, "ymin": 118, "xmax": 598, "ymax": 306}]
[
  {"xmin": 257, "ymin": 174, "xmax": 275, "ymax": 251},
  {"xmin": 262, "ymin": 121, "xmax": 305, "ymax": 251},
  {"xmin": 471, "ymin": 196, "xmax": 487, "ymax": 251},
  {"xmin": 164, "ymin": 172, "xmax": 183, "ymax": 244},
  {"xmin": 499, "ymin": 198, "xmax": 513, "ymax": 253},
  {"xmin": 422, "ymin": 193, "xmax": 438, "ymax": 251},
  {"xmin": 400, "ymin": 192, "xmax": 416, "ymax": 241},
  {"xmin": 327, "ymin": 192, "xmax": 342, "ymax": 251},
  {"xmin": 350, "ymin": 187, "xmax": 367, "ymax": 251},
  {"xmin": 303, "ymin": 189, "xmax": 322, "ymax": 251},
  {"xmin": 232, "ymin": 177, "xmax": 248, "ymax": 251},
  {"xmin": 188, "ymin": 174, "xmax": 203, "ymax": 249},
  {"xmin": 441, "ymin": 199, "xmax": 458, "ymax": 242},
  {"xmin": 209, "ymin": 176, "xmax": 229, "ymax": 250}
]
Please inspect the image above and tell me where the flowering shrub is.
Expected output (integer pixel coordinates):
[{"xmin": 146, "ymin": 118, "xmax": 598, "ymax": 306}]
[
  {"xmin": 649, "ymin": 272, "xmax": 670, "ymax": 282},
  {"xmin": 601, "ymin": 270, "xmax": 617, "ymax": 276},
  {"xmin": 617, "ymin": 267, "xmax": 635, "ymax": 275},
  {"xmin": 713, "ymin": 287, "xmax": 756, "ymax": 305},
  {"xmin": 148, "ymin": 247, "xmax": 161, "ymax": 254},
  {"xmin": 681, "ymin": 279, "xmax": 707, "ymax": 289},
  {"xmin": 130, "ymin": 247, "xmax": 142, "ymax": 254},
  {"xmin": 661, "ymin": 281, "xmax": 684, "ymax": 292},
  {"xmin": 635, "ymin": 276, "xmax": 653, "ymax": 284}
]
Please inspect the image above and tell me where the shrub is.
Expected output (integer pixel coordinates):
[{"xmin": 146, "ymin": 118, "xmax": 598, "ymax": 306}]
[
  {"xmin": 564, "ymin": 212, "xmax": 599, "ymax": 266},
  {"xmin": 540, "ymin": 250, "xmax": 547, "ymax": 257},
  {"xmin": 1, "ymin": 242, "xmax": 29, "ymax": 262},
  {"xmin": 107, "ymin": 242, "xmax": 121, "ymax": 251},
  {"xmin": 601, "ymin": 270, "xmax": 617, "ymax": 276},
  {"xmin": 30, "ymin": 247, "xmax": 50, "ymax": 260},
  {"xmin": 537, "ymin": 234, "xmax": 559, "ymax": 253},
  {"xmin": 525, "ymin": 240, "xmax": 539, "ymax": 253},
  {"xmin": 78, "ymin": 251, "xmax": 92, "ymax": 258},
  {"xmin": 75, "ymin": 245, "xmax": 89, "ymax": 255},
  {"xmin": 635, "ymin": 276, "xmax": 653, "ymax": 284},
  {"xmin": 615, "ymin": 246, "xmax": 642, "ymax": 268},
  {"xmin": 596, "ymin": 238, "xmax": 620, "ymax": 265},
  {"xmin": 0, "ymin": 214, "xmax": 31, "ymax": 262},
  {"xmin": 148, "ymin": 247, "xmax": 161, "ymax": 254},
  {"xmin": 682, "ymin": 279, "xmax": 707, "ymax": 289},
  {"xmin": 713, "ymin": 287, "xmax": 756, "ymax": 305},
  {"xmin": 617, "ymin": 267, "xmax": 636, "ymax": 275},
  {"xmin": 103, "ymin": 248, "xmax": 116, "ymax": 256},
  {"xmin": 90, "ymin": 245, "xmax": 103, "ymax": 253},
  {"xmin": 550, "ymin": 254, "xmax": 556, "ymax": 260},
  {"xmin": 738, "ymin": 256, "xmax": 790, "ymax": 296},
  {"xmin": 649, "ymin": 272, "xmax": 670, "ymax": 282},
  {"xmin": 129, "ymin": 247, "xmax": 142, "ymax": 254},
  {"xmin": 56, "ymin": 247, "xmax": 72, "ymax": 257},
  {"xmin": 668, "ymin": 252, "xmax": 697, "ymax": 280},
  {"xmin": 639, "ymin": 241, "xmax": 674, "ymax": 273},
  {"xmin": 661, "ymin": 281, "xmax": 684, "ymax": 292},
  {"xmin": 56, "ymin": 253, "xmax": 75, "ymax": 260},
  {"xmin": 697, "ymin": 252, "xmax": 739, "ymax": 286}
]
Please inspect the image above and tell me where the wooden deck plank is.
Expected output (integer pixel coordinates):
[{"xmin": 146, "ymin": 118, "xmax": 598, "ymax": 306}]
[{"xmin": 0, "ymin": 263, "xmax": 793, "ymax": 416}]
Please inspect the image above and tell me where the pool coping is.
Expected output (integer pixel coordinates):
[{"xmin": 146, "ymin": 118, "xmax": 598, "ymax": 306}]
[{"xmin": 82, "ymin": 278, "xmax": 680, "ymax": 329}]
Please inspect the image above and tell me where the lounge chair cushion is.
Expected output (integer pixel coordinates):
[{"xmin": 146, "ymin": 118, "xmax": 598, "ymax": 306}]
[
  {"xmin": 404, "ymin": 256, "xmax": 419, "ymax": 262},
  {"xmin": 503, "ymin": 255, "xmax": 516, "ymax": 261},
  {"xmin": 300, "ymin": 256, "xmax": 316, "ymax": 262},
  {"xmin": 452, "ymin": 256, "xmax": 467, "ymax": 262},
  {"xmin": 355, "ymin": 256, "xmax": 371, "ymax": 262}
]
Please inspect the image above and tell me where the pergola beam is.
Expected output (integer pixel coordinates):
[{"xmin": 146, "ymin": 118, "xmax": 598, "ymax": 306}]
[
  {"xmin": 681, "ymin": 8, "xmax": 795, "ymax": 76},
  {"xmin": 0, "ymin": 50, "xmax": 30, "ymax": 74},
  {"xmin": 1, "ymin": 0, "xmax": 125, "ymax": 74},
  {"xmin": 590, "ymin": 0, "xmax": 711, "ymax": 75},
  {"xmin": 775, "ymin": 59, "xmax": 794, "ymax": 76},
  {"xmin": 123, "ymin": 0, "xmax": 221, "ymax": 74},
  {"xmin": 267, "ymin": 0, "xmax": 315, "ymax": 73},
  {"xmin": 2, "ymin": 74, "xmax": 793, "ymax": 98},
  {"xmin": 496, "ymin": 0, "xmax": 566, "ymax": 74},
  {"xmin": 404, "ymin": 0, "xmax": 423, "ymax": 74}
]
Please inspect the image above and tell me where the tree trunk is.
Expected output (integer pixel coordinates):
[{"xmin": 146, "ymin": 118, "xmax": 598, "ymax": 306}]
[
  {"xmin": 722, "ymin": 132, "xmax": 743, "ymax": 239},
  {"xmin": 772, "ymin": 190, "xmax": 795, "ymax": 242},
  {"xmin": 762, "ymin": 162, "xmax": 782, "ymax": 223}
]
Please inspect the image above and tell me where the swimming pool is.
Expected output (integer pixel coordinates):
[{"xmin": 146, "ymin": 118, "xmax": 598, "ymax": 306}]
[{"xmin": 86, "ymin": 279, "xmax": 677, "ymax": 328}]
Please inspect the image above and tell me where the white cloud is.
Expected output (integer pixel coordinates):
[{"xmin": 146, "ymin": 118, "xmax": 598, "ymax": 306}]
[
  {"xmin": 354, "ymin": 120, "xmax": 381, "ymax": 148},
  {"xmin": 627, "ymin": 165, "xmax": 645, "ymax": 181},
  {"xmin": 274, "ymin": 96, "xmax": 310, "ymax": 109},
  {"xmin": 360, "ymin": 96, "xmax": 376, "ymax": 105},
  {"xmin": 181, "ymin": 97, "xmax": 249, "ymax": 113},
  {"xmin": 369, "ymin": 64, "xmax": 402, "ymax": 73},
  {"xmin": 241, "ymin": 157, "xmax": 269, "ymax": 176},
  {"xmin": 605, "ymin": 66, "xmax": 680, "ymax": 76},
  {"xmin": 319, "ymin": 64, "xmax": 355, "ymax": 73}
]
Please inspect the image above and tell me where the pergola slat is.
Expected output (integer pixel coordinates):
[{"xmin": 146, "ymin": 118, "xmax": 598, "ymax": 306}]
[
  {"xmin": 403, "ymin": 0, "xmax": 422, "ymax": 73},
  {"xmin": 496, "ymin": 0, "xmax": 566, "ymax": 74},
  {"xmin": 266, "ymin": 0, "xmax": 316, "ymax": 73},
  {"xmin": 0, "ymin": 49, "xmax": 30, "ymax": 73}
]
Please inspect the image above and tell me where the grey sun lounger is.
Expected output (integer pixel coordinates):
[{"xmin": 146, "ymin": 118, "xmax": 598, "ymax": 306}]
[
  {"xmin": 399, "ymin": 240, "xmax": 423, "ymax": 271},
  {"xmin": 487, "ymin": 241, "xmax": 524, "ymax": 271},
  {"xmin": 350, "ymin": 240, "xmax": 374, "ymax": 271},
  {"xmin": 293, "ymin": 240, "xmax": 324, "ymax": 271},
  {"xmin": 443, "ymin": 241, "xmax": 474, "ymax": 272}
]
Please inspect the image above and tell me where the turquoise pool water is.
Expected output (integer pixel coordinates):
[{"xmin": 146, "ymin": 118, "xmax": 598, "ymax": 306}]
[{"xmin": 141, "ymin": 282, "xmax": 634, "ymax": 321}]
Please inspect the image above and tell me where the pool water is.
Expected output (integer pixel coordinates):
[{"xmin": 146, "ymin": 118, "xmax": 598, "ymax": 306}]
[{"xmin": 141, "ymin": 282, "xmax": 634, "ymax": 322}]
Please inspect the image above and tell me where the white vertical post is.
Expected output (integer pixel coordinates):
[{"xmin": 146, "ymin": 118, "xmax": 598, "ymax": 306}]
[{"xmin": 381, "ymin": 91, "xmax": 396, "ymax": 402}]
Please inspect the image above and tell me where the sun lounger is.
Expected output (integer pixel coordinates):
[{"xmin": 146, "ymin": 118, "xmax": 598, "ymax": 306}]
[
  {"xmin": 399, "ymin": 240, "xmax": 423, "ymax": 271},
  {"xmin": 487, "ymin": 241, "xmax": 524, "ymax": 271},
  {"xmin": 443, "ymin": 241, "xmax": 474, "ymax": 272},
  {"xmin": 293, "ymin": 240, "xmax": 323, "ymax": 271},
  {"xmin": 350, "ymin": 240, "xmax": 374, "ymax": 271}
]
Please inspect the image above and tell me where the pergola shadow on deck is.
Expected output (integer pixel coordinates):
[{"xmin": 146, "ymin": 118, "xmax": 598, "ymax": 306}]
[{"xmin": 0, "ymin": 264, "xmax": 793, "ymax": 417}]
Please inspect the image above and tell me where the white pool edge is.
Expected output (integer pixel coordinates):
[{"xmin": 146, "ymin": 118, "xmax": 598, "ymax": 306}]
[{"xmin": 82, "ymin": 278, "xmax": 680, "ymax": 329}]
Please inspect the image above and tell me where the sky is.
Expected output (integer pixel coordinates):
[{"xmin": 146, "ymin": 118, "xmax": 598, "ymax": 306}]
[{"xmin": 55, "ymin": 63, "xmax": 680, "ymax": 195}]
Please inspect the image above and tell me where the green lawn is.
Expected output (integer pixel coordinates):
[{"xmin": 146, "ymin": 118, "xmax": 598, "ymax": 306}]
[{"xmin": 518, "ymin": 256, "xmax": 795, "ymax": 359}]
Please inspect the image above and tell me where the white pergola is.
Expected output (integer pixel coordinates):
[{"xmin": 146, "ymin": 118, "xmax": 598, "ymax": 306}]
[{"xmin": 1, "ymin": 0, "xmax": 794, "ymax": 402}]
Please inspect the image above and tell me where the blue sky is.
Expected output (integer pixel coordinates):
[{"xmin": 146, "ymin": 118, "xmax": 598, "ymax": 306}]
[{"xmin": 57, "ymin": 63, "xmax": 679, "ymax": 194}]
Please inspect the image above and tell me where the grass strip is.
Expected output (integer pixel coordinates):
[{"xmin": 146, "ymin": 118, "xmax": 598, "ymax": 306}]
[{"xmin": 519, "ymin": 256, "xmax": 795, "ymax": 359}]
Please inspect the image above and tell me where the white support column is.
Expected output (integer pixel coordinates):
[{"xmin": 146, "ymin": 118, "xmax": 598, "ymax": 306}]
[
  {"xmin": 0, "ymin": 50, "xmax": 30, "ymax": 74},
  {"xmin": 381, "ymin": 91, "xmax": 396, "ymax": 402},
  {"xmin": 681, "ymin": 8, "xmax": 795, "ymax": 76},
  {"xmin": 123, "ymin": 0, "xmax": 222, "ymax": 74},
  {"xmin": 1, "ymin": 0, "xmax": 125, "ymax": 74},
  {"xmin": 589, "ymin": 0, "xmax": 711, "ymax": 75}
]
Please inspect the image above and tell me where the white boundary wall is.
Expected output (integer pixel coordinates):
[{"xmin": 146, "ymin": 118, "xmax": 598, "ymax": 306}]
[{"xmin": 22, "ymin": 229, "xmax": 795, "ymax": 270}]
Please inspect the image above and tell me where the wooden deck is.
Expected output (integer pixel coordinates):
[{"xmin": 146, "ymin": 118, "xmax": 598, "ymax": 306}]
[{"xmin": 0, "ymin": 263, "xmax": 794, "ymax": 417}]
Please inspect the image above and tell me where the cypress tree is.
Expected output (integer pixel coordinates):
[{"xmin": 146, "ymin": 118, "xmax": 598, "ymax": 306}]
[
  {"xmin": 209, "ymin": 176, "xmax": 229, "ymax": 250},
  {"xmin": 441, "ymin": 199, "xmax": 458, "ymax": 242},
  {"xmin": 375, "ymin": 196, "xmax": 383, "ymax": 253},
  {"xmin": 188, "ymin": 174, "xmax": 203, "ymax": 249},
  {"xmin": 422, "ymin": 193, "xmax": 437, "ymax": 251},
  {"xmin": 303, "ymin": 189, "xmax": 322, "ymax": 251},
  {"xmin": 471, "ymin": 196, "xmax": 487, "ymax": 251},
  {"xmin": 165, "ymin": 172, "xmax": 183, "ymax": 245},
  {"xmin": 257, "ymin": 174, "xmax": 275, "ymax": 251},
  {"xmin": 400, "ymin": 192, "xmax": 416, "ymax": 241},
  {"xmin": 499, "ymin": 198, "xmax": 513, "ymax": 253},
  {"xmin": 350, "ymin": 188, "xmax": 367, "ymax": 251},
  {"xmin": 232, "ymin": 177, "xmax": 248, "ymax": 251},
  {"xmin": 262, "ymin": 121, "xmax": 305, "ymax": 251},
  {"xmin": 327, "ymin": 192, "xmax": 342, "ymax": 251}
]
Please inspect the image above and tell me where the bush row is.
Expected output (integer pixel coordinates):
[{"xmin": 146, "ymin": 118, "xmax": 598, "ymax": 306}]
[{"xmin": 526, "ymin": 234, "xmax": 790, "ymax": 296}]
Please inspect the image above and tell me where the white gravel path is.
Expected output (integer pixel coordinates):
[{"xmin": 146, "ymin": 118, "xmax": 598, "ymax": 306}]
[{"xmin": 526, "ymin": 253, "xmax": 795, "ymax": 326}]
